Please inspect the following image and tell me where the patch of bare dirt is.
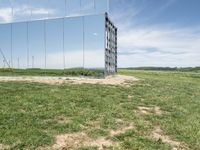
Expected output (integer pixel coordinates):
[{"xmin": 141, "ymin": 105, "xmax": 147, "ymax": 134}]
[
  {"xmin": 138, "ymin": 106, "xmax": 152, "ymax": 115},
  {"xmin": 128, "ymin": 95, "xmax": 134, "ymax": 99},
  {"xmin": 38, "ymin": 132, "xmax": 117, "ymax": 150},
  {"xmin": 0, "ymin": 144, "xmax": 10, "ymax": 150},
  {"xmin": 151, "ymin": 126, "xmax": 187, "ymax": 150},
  {"xmin": 70, "ymin": 75, "xmax": 138, "ymax": 85},
  {"xmin": 154, "ymin": 106, "xmax": 162, "ymax": 115},
  {"xmin": 138, "ymin": 106, "xmax": 162, "ymax": 115},
  {"xmin": 0, "ymin": 75, "xmax": 138, "ymax": 86},
  {"xmin": 110, "ymin": 123, "xmax": 135, "ymax": 137},
  {"xmin": 38, "ymin": 120, "xmax": 135, "ymax": 150}
]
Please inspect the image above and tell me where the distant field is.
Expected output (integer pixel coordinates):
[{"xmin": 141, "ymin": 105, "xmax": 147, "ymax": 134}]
[
  {"xmin": 122, "ymin": 67, "xmax": 200, "ymax": 72},
  {"xmin": 0, "ymin": 70, "xmax": 199, "ymax": 149}
]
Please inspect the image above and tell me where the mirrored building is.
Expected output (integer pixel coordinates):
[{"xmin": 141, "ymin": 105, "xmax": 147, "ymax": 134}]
[{"xmin": 0, "ymin": 0, "xmax": 117, "ymax": 75}]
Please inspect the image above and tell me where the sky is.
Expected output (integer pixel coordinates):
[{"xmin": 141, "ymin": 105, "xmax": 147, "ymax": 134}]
[
  {"xmin": 0, "ymin": 0, "xmax": 199, "ymax": 68},
  {"xmin": 110, "ymin": 0, "xmax": 200, "ymax": 67}
]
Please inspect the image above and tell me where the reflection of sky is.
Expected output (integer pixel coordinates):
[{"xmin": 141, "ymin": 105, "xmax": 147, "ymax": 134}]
[
  {"xmin": 0, "ymin": 0, "xmax": 109, "ymax": 23},
  {"xmin": 0, "ymin": 15, "xmax": 105, "ymax": 69},
  {"xmin": 0, "ymin": 0, "xmax": 108, "ymax": 69}
]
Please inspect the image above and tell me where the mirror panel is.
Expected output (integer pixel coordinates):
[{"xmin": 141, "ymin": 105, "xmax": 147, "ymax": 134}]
[
  {"xmin": 96, "ymin": 0, "xmax": 109, "ymax": 14},
  {"xmin": 0, "ymin": 0, "xmax": 109, "ymax": 23},
  {"xmin": 48, "ymin": 0, "xmax": 65, "ymax": 18},
  {"xmin": 46, "ymin": 18, "xmax": 64, "ymax": 69},
  {"xmin": 28, "ymin": 20, "xmax": 45, "ymax": 69},
  {"xmin": 67, "ymin": 0, "xmax": 81, "ymax": 16},
  {"xmin": 0, "ymin": 24, "xmax": 11, "ymax": 68},
  {"xmin": 0, "ymin": 0, "xmax": 12, "ymax": 24},
  {"xmin": 64, "ymin": 16, "xmax": 83, "ymax": 69},
  {"xmin": 11, "ymin": 0, "xmax": 31, "ymax": 22},
  {"xmin": 81, "ymin": 0, "xmax": 95, "ymax": 14},
  {"xmin": 12, "ymin": 22, "xmax": 27, "ymax": 68},
  {"xmin": 28, "ymin": 0, "xmax": 49, "ymax": 20},
  {"xmin": 84, "ymin": 14, "xmax": 105, "ymax": 69}
]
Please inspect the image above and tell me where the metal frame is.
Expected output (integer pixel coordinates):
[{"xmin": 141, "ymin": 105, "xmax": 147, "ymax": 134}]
[
  {"xmin": 0, "ymin": 0, "xmax": 117, "ymax": 76},
  {"xmin": 105, "ymin": 13, "xmax": 117, "ymax": 75}
]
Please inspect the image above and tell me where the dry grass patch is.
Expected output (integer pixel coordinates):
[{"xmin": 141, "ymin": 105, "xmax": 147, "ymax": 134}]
[
  {"xmin": 138, "ymin": 106, "xmax": 162, "ymax": 115},
  {"xmin": 151, "ymin": 126, "xmax": 188, "ymax": 150},
  {"xmin": 0, "ymin": 144, "xmax": 10, "ymax": 150},
  {"xmin": 38, "ymin": 119, "xmax": 135, "ymax": 150},
  {"xmin": 128, "ymin": 95, "xmax": 134, "ymax": 99},
  {"xmin": 38, "ymin": 132, "xmax": 117, "ymax": 150},
  {"xmin": 110, "ymin": 123, "xmax": 135, "ymax": 137},
  {"xmin": 0, "ymin": 75, "xmax": 138, "ymax": 86}
]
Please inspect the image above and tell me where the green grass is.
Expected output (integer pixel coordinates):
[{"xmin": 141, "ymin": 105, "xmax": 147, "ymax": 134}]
[
  {"xmin": 0, "ymin": 69, "xmax": 199, "ymax": 149},
  {"xmin": 122, "ymin": 67, "xmax": 200, "ymax": 72}
]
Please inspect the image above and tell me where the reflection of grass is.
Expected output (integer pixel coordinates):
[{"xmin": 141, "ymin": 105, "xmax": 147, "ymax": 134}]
[
  {"xmin": 0, "ymin": 70, "xmax": 199, "ymax": 149},
  {"xmin": 0, "ymin": 68, "xmax": 104, "ymax": 77}
]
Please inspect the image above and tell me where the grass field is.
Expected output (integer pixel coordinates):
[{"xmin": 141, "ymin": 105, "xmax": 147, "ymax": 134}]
[{"xmin": 0, "ymin": 69, "xmax": 199, "ymax": 150}]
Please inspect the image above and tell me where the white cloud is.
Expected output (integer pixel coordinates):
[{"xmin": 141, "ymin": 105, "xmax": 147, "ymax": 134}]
[
  {"xmin": 111, "ymin": 0, "xmax": 200, "ymax": 67},
  {"xmin": 117, "ymin": 26, "xmax": 200, "ymax": 67}
]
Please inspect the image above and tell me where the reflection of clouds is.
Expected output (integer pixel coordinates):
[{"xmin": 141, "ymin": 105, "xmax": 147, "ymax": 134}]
[
  {"xmin": 0, "ymin": 5, "xmax": 55, "ymax": 23},
  {"xmin": 43, "ymin": 49, "xmax": 104, "ymax": 69},
  {"xmin": 93, "ymin": 32, "xmax": 99, "ymax": 36},
  {"xmin": 0, "ymin": 8, "xmax": 12, "ymax": 22}
]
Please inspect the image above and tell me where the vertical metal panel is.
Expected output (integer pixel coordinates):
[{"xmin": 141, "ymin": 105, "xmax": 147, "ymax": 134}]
[{"xmin": 105, "ymin": 15, "xmax": 117, "ymax": 74}]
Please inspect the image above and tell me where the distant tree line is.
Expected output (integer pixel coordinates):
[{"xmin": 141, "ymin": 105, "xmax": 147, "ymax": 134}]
[{"xmin": 122, "ymin": 67, "xmax": 200, "ymax": 72}]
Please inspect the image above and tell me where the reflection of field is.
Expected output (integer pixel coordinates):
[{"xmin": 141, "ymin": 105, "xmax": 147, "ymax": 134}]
[
  {"xmin": 0, "ymin": 70, "xmax": 199, "ymax": 149},
  {"xmin": 0, "ymin": 68, "xmax": 105, "ymax": 77}
]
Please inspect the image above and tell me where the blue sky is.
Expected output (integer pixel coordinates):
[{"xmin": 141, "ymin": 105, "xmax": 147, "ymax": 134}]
[
  {"xmin": 110, "ymin": 0, "xmax": 200, "ymax": 67},
  {"xmin": 0, "ymin": 0, "xmax": 199, "ymax": 68}
]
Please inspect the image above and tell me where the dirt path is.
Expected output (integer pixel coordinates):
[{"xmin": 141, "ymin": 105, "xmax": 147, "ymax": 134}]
[{"xmin": 0, "ymin": 75, "xmax": 138, "ymax": 85}]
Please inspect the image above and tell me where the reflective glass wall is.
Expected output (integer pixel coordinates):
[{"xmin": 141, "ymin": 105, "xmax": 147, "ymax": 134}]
[
  {"xmin": 0, "ymin": 0, "xmax": 109, "ymax": 24},
  {"xmin": 0, "ymin": 14, "xmax": 105, "ymax": 70}
]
